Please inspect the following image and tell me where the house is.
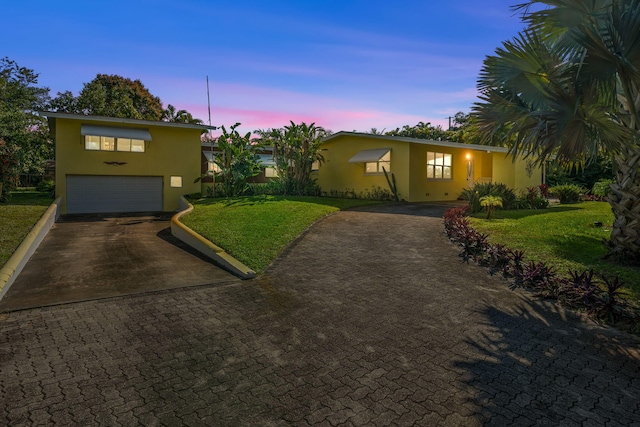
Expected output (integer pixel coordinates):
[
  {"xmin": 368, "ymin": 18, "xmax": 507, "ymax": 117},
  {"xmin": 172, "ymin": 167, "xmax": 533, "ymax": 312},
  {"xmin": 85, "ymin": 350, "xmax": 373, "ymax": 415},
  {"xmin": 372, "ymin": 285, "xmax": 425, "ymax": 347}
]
[
  {"xmin": 43, "ymin": 112, "xmax": 213, "ymax": 214},
  {"xmin": 317, "ymin": 132, "xmax": 543, "ymax": 202},
  {"xmin": 200, "ymin": 143, "xmax": 276, "ymax": 190}
]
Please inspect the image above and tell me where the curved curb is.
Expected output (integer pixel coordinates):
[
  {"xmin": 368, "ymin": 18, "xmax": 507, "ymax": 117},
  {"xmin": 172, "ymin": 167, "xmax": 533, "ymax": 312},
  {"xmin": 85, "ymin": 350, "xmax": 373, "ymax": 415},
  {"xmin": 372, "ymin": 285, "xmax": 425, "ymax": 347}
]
[
  {"xmin": 0, "ymin": 197, "xmax": 63, "ymax": 301},
  {"xmin": 170, "ymin": 197, "xmax": 256, "ymax": 280}
]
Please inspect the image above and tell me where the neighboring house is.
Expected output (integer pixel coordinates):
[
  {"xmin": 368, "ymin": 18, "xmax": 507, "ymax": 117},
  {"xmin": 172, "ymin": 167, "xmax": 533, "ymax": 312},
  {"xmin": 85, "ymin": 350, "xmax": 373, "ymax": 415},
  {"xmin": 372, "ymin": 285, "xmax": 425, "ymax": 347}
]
[
  {"xmin": 317, "ymin": 132, "xmax": 543, "ymax": 202},
  {"xmin": 43, "ymin": 112, "xmax": 213, "ymax": 214},
  {"xmin": 200, "ymin": 143, "xmax": 277, "ymax": 188}
]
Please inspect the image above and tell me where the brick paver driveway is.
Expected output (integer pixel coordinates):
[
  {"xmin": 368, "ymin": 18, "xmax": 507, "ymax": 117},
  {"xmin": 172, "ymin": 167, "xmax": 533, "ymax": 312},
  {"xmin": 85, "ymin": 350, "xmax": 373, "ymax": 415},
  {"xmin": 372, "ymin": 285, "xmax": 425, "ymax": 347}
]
[{"xmin": 1, "ymin": 203, "xmax": 639, "ymax": 426}]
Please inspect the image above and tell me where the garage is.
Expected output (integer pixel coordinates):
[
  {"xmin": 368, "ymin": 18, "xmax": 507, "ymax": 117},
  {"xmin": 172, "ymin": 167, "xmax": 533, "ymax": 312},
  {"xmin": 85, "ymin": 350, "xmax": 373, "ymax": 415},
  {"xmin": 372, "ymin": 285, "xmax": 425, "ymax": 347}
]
[{"xmin": 66, "ymin": 175, "xmax": 163, "ymax": 214}]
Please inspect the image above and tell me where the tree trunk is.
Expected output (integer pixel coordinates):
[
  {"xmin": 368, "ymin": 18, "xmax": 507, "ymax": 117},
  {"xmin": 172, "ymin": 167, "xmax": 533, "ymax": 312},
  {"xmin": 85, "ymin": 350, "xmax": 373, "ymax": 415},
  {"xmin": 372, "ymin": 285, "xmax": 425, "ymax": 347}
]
[{"xmin": 607, "ymin": 144, "xmax": 640, "ymax": 262}]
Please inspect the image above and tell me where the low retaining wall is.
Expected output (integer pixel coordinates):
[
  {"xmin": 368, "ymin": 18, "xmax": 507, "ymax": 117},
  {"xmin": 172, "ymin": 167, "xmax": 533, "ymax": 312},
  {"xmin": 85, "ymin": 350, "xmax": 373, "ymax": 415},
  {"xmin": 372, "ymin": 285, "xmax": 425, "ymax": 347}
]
[
  {"xmin": 0, "ymin": 197, "xmax": 63, "ymax": 301},
  {"xmin": 171, "ymin": 197, "xmax": 256, "ymax": 279}
]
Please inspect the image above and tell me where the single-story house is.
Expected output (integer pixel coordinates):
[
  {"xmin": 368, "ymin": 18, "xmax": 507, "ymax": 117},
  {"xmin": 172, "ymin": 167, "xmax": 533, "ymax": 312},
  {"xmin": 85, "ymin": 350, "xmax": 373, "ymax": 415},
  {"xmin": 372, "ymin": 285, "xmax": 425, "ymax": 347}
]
[
  {"xmin": 316, "ymin": 132, "xmax": 543, "ymax": 202},
  {"xmin": 43, "ymin": 111, "xmax": 213, "ymax": 214}
]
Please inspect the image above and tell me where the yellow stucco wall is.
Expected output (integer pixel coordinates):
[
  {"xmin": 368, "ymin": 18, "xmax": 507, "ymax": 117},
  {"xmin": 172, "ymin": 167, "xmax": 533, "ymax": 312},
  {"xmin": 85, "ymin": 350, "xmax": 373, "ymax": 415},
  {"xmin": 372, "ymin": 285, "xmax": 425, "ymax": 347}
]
[
  {"xmin": 317, "ymin": 136, "xmax": 411, "ymax": 200},
  {"xmin": 492, "ymin": 154, "xmax": 543, "ymax": 193},
  {"xmin": 408, "ymin": 144, "xmax": 498, "ymax": 202},
  {"xmin": 55, "ymin": 118, "xmax": 202, "ymax": 213}
]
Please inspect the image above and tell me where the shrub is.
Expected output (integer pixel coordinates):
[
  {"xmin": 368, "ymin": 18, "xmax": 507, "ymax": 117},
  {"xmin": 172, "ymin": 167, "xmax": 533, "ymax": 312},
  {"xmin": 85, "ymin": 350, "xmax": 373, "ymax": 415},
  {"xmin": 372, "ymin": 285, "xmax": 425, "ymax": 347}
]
[
  {"xmin": 592, "ymin": 179, "xmax": 614, "ymax": 198},
  {"xmin": 550, "ymin": 184, "xmax": 584, "ymax": 204},
  {"xmin": 459, "ymin": 182, "xmax": 517, "ymax": 213},
  {"xmin": 36, "ymin": 179, "xmax": 55, "ymax": 192}
]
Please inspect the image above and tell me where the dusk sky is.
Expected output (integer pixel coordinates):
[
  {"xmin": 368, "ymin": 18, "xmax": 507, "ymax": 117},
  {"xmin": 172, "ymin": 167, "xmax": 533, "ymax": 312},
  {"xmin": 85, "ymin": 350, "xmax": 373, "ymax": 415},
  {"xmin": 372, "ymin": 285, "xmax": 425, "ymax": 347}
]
[{"xmin": 4, "ymin": 0, "xmax": 530, "ymax": 134}]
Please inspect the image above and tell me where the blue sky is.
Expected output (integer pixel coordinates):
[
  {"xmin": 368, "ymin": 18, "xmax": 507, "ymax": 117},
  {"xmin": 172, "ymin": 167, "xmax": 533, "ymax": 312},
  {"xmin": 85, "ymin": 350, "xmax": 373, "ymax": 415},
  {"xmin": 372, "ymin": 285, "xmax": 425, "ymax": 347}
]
[{"xmin": 3, "ymin": 0, "xmax": 529, "ymax": 133}]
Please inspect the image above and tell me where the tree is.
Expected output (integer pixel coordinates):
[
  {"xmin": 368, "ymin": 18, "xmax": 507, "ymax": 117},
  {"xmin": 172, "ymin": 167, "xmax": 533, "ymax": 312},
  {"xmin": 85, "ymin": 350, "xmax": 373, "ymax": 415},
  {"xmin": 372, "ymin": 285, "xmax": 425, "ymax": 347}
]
[
  {"xmin": 479, "ymin": 195, "xmax": 503, "ymax": 219},
  {"xmin": 212, "ymin": 123, "xmax": 263, "ymax": 197},
  {"xmin": 385, "ymin": 121, "xmax": 448, "ymax": 141},
  {"xmin": 161, "ymin": 104, "xmax": 203, "ymax": 124},
  {"xmin": 472, "ymin": 0, "xmax": 640, "ymax": 261},
  {"xmin": 0, "ymin": 57, "xmax": 51, "ymax": 200},
  {"xmin": 50, "ymin": 74, "xmax": 163, "ymax": 120},
  {"xmin": 255, "ymin": 121, "xmax": 329, "ymax": 195}
]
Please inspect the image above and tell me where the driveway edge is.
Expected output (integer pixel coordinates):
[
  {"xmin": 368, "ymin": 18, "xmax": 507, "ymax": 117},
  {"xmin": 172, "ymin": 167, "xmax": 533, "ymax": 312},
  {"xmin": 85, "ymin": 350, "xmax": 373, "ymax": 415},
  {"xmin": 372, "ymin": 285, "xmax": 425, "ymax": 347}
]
[
  {"xmin": 0, "ymin": 197, "xmax": 62, "ymax": 301},
  {"xmin": 171, "ymin": 197, "xmax": 257, "ymax": 279}
]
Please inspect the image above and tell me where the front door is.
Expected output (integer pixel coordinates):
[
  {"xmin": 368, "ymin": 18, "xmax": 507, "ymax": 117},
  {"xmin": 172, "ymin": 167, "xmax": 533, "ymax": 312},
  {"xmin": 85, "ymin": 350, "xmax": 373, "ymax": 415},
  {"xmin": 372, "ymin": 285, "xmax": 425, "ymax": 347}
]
[{"xmin": 466, "ymin": 156, "xmax": 474, "ymax": 188}]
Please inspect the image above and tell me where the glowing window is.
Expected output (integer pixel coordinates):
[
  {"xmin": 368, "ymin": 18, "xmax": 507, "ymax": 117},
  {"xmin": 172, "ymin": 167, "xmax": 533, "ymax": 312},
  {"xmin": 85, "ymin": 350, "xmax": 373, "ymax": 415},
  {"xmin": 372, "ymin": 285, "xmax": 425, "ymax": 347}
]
[{"xmin": 427, "ymin": 152, "xmax": 452, "ymax": 180}]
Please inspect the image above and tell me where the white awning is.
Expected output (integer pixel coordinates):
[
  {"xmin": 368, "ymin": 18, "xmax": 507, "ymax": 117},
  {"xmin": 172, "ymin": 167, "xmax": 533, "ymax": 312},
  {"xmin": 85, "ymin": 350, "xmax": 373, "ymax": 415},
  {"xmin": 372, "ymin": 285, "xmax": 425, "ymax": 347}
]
[
  {"xmin": 81, "ymin": 124, "xmax": 152, "ymax": 141},
  {"xmin": 348, "ymin": 148, "xmax": 391, "ymax": 163}
]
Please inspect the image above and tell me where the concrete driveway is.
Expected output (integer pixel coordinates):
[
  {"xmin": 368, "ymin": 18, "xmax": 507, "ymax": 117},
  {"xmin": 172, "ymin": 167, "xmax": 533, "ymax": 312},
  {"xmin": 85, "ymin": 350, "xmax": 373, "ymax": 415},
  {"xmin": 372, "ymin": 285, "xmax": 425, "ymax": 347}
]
[
  {"xmin": 1, "ymin": 204, "xmax": 639, "ymax": 425},
  {"xmin": 0, "ymin": 213, "xmax": 238, "ymax": 312}
]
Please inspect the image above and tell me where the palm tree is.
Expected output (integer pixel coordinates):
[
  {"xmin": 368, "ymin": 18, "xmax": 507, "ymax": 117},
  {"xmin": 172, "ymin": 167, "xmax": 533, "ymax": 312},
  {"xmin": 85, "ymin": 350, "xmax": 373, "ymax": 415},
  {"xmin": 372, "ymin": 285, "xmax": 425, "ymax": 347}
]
[
  {"xmin": 479, "ymin": 195, "xmax": 503, "ymax": 219},
  {"xmin": 161, "ymin": 104, "xmax": 203, "ymax": 124},
  {"xmin": 255, "ymin": 122, "xmax": 330, "ymax": 195},
  {"xmin": 473, "ymin": 0, "xmax": 640, "ymax": 261}
]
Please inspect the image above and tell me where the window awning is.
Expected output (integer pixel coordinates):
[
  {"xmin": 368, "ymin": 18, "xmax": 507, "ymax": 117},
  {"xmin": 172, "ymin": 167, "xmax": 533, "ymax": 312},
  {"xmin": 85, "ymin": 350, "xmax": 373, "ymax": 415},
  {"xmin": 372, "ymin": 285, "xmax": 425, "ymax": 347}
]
[
  {"xmin": 203, "ymin": 151, "xmax": 215, "ymax": 162},
  {"xmin": 348, "ymin": 148, "xmax": 391, "ymax": 163},
  {"xmin": 81, "ymin": 124, "xmax": 152, "ymax": 141},
  {"xmin": 258, "ymin": 154, "xmax": 276, "ymax": 167}
]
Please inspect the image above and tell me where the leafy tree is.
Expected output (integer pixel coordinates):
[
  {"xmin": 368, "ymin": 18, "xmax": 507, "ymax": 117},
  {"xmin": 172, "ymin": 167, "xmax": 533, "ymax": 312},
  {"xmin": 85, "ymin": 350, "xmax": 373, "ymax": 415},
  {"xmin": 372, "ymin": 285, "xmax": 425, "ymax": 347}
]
[
  {"xmin": 255, "ymin": 121, "xmax": 329, "ymax": 195},
  {"xmin": 212, "ymin": 123, "xmax": 262, "ymax": 197},
  {"xmin": 385, "ymin": 121, "xmax": 448, "ymax": 141},
  {"xmin": 383, "ymin": 113, "xmax": 481, "ymax": 143},
  {"xmin": 0, "ymin": 57, "xmax": 51, "ymax": 200},
  {"xmin": 50, "ymin": 74, "xmax": 163, "ymax": 120},
  {"xmin": 480, "ymin": 195, "xmax": 503, "ymax": 219},
  {"xmin": 473, "ymin": 0, "xmax": 640, "ymax": 262},
  {"xmin": 161, "ymin": 104, "xmax": 203, "ymax": 124}
]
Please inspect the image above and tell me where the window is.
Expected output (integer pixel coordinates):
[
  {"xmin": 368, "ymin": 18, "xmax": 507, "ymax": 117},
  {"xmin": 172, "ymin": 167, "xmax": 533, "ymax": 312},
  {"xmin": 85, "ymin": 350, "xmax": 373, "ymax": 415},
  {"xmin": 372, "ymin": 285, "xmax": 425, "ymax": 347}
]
[
  {"xmin": 427, "ymin": 152, "xmax": 452, "ymax": 179},
  {"xmin": 170, "ymin": 176, "xmax": 183, "ymax": 187},
  {"xmin": 85, "ymin": 135, "xmax": 146, "ymax": 152},
  {"xmin": 264, "ymin": 167, "xmax": 278, "ymax": 178},
  {"xmin": 365, "ymin": 151, "xmax": 390, "ymax": 174}
]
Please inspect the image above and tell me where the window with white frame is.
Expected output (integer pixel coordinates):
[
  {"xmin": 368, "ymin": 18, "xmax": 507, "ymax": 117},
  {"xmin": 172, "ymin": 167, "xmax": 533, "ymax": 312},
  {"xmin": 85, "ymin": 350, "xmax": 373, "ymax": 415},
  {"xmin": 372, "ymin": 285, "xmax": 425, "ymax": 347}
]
[
  {"xmin": 426, "ymin": 151, "xmax": 452, "ymax": 179},
  {"xmin": 85, "ymin": 135, "xmax": 146, "ymax": 152},
  {"xmin": 365, "ymin": 151, "xmax": 390, "ymax": 174}
]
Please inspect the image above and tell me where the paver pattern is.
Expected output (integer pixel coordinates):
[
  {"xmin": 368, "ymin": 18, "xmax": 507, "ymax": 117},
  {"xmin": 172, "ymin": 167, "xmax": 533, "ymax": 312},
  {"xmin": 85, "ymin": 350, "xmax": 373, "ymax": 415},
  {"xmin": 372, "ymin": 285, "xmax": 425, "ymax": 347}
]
[{"xmin": 1, "ymin": 203, "xmax": 639, "ymax": 426}]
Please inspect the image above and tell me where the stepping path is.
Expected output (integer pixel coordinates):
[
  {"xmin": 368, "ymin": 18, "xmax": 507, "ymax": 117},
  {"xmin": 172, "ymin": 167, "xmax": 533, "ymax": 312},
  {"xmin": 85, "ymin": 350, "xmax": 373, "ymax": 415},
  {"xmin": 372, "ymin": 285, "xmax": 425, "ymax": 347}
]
[{"xmin": 1, "ymin": 203, "xmax": 639, "ymax": 426}]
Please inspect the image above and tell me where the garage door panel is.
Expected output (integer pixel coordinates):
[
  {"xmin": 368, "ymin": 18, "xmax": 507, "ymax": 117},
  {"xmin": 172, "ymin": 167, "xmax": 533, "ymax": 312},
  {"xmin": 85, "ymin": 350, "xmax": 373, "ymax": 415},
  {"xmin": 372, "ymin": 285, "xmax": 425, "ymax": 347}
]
[{"xmin": 67, "ymin": 176, "xmax": 163, "ymax": 214}]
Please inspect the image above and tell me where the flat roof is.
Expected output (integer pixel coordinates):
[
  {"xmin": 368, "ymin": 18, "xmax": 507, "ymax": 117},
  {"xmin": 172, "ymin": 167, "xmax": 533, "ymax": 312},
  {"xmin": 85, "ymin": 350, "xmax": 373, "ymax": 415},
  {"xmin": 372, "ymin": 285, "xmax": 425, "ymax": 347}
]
[
  {"xmin": 322, "ymin": 131, "xmax": 509, "ymax": 153},
  {"xmin": 40, "ymin": 111, "xmax": 215, "ymax": 131}
]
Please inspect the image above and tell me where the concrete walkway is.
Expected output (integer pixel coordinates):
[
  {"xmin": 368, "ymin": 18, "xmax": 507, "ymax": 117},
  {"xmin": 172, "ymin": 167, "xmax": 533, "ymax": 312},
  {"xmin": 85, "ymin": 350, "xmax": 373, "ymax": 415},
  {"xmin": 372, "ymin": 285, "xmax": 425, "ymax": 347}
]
[{"xmin": 1, "ymin": 204, "xmax": 639, "ymax": 426}]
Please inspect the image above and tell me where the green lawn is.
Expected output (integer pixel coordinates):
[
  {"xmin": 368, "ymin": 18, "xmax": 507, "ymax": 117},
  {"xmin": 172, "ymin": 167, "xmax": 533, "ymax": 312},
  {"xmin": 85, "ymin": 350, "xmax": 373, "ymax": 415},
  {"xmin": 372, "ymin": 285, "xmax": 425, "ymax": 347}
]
[
  {"xmin": 470, "ymin": 201, "xmax": 640, "ymax": 297},
  {"xmin": 0, "ymin": 191, "xmax": 53, "ymax": 268},
  {"xmin": 182, "ymin": 196, "xmax": 382, "ymax": 273}
]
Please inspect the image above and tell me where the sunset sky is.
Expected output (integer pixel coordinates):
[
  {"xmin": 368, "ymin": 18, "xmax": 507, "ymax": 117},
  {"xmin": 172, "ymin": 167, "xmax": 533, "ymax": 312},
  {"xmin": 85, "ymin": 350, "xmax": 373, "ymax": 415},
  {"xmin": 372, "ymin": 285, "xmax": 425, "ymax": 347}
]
[{"xmin": 3, "ymin": 0, "xmax": 531, "ymax": 134}]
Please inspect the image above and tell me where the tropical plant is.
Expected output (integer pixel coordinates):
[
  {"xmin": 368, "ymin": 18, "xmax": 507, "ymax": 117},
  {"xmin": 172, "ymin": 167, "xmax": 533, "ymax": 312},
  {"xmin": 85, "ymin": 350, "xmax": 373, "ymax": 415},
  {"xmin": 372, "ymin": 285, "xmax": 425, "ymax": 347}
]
[
  {"xmin": 592, "ymin": 178, "xmax": 615, "ymax": 197},
  {"xmin": 473, "ymin": 0, "xmax": 640, "ymax": 262},
  {"xmin": 459, "ymin": 182, "xmax": 517, "ymax": 213},
  {"xmin": 210, "ymin": 123, "xmax": 263, "ymax": 197},
  {"xmin": 254, "ymin": 121, "xmax": 329, "ymax": 195},
  {"xmin": 480, "ymin": 195, "xmax": 503, "ymax": 219},
  {"xmin": 382, "ymin": 166, "xmax": 400, "ymax": 202},
  {"xmin": 550, "ymin": 184, "xmax": 584, "ymax": 204}
]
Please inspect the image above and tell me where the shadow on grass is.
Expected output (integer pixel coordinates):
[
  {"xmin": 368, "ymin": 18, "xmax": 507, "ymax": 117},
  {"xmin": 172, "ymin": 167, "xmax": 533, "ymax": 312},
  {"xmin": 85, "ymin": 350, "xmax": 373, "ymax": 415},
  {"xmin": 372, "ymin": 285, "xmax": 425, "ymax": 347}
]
[{"xmin": 455, "ymin": 298, "xmax": 640, "ymax": 424}]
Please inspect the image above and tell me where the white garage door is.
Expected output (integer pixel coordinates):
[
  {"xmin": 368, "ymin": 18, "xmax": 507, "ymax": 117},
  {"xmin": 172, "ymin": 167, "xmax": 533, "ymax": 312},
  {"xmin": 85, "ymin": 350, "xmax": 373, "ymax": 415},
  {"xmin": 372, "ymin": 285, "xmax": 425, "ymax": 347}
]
[{"xmin": 66, "ymin": 176, "xmax": 163, "ymax": 214}]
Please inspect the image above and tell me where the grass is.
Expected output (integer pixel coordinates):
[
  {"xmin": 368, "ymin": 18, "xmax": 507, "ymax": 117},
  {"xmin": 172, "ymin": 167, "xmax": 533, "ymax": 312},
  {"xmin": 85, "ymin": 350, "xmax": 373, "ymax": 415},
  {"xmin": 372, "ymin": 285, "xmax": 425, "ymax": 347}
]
[
  {"xmin": 469, "ymin": 201, "xmax": 640, "ymax": 298},
  {"xmin": 182, "ymin": 195, "xmax": 383, "ymax": 273},
  {"xmin": 0, "ymin": 190, "xmax": 53, "ymax": 268}
]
